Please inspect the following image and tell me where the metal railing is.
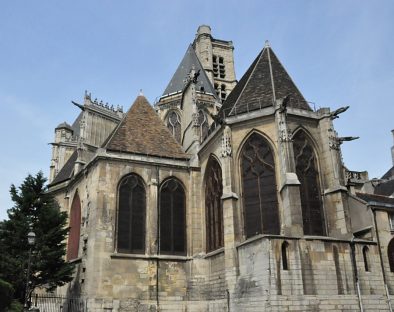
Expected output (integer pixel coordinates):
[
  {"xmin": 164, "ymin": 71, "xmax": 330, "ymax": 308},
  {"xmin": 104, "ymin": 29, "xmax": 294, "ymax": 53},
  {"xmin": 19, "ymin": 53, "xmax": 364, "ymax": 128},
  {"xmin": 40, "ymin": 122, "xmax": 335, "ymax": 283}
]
[{"xmin": 30, "ymin": 294, "xmax": 86, "ymax": 312}]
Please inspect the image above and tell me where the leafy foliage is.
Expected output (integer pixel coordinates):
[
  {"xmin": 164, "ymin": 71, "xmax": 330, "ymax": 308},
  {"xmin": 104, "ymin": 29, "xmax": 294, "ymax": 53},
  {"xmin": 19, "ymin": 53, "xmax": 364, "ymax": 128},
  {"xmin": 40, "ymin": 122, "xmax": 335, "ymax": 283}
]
[{"xmin": 0, "ymin": 172, "xmax": 74, "ymax": 303}]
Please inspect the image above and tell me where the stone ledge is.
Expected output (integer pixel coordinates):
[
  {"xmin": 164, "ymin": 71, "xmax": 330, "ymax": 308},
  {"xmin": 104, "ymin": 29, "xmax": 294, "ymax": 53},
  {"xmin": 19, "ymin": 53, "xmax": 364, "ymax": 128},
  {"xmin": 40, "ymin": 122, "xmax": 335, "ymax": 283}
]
[{"xmin": 110, "ymin": 253, "xmax": 192, "ymax": 261}]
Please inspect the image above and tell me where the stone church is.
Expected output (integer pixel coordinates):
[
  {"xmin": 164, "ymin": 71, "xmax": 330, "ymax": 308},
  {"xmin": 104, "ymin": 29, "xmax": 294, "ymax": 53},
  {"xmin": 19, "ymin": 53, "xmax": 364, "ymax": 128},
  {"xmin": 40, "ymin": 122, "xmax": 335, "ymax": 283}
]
[{"xmin": 48, "ymin": 25, "xmax": 394, "ymax": 311}]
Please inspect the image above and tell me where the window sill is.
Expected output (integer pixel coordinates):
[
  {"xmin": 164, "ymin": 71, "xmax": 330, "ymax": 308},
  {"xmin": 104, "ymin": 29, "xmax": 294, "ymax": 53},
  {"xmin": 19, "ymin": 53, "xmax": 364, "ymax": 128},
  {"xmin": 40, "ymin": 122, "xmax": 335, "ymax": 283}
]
[
  {"xmin": 204, "ymin": 247, "xmax": 225, "ymax": 259},
  {"xmin": 110, "ymin": 253, "xmax": 191, "ymax": 261}
]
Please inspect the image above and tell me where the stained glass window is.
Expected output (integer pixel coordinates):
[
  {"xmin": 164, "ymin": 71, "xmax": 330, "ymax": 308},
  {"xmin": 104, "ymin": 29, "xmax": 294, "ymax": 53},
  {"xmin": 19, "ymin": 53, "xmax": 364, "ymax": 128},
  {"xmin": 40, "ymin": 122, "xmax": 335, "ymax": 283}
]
[
  {"xmin": 160, "ymin": 178, "xmax": 186, "ymax": 255},
  {"xmin": 241, "ymin": 133, "xmax": 280, "ymax": 238},
  {"xmin": 117, "ymin": 174, "xmax": 146, "ymax": 253},
  {"xmin": 293, "ymin": 131, "xmax": 325, "ymax": 236},
  {"xmin": 205, "ymin": 157, "xmax": 223, "ymax": 252}
]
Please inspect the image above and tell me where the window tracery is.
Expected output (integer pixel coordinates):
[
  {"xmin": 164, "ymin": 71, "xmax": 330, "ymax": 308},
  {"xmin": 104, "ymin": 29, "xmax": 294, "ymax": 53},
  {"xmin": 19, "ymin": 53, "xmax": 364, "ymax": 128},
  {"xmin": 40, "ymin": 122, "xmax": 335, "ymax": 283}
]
[
  {"xmin": 241, "ymin": 133, "xmax": 280, "ymax": 238},
  {"xmin": 117, "ymin": 174, "xmax": 146, "ymax": 253},
  {"xmin": 205, "ymin": 157, "xmax": 223, "ymax": 252},
  {"xmin": 293, "ymin": 131, "xmax": 325, "ymax": 236},
  {"xmin": 160, "ymin": 178, "xmax": 186, "ymax": 255},
  {"xmin": 167, "ymin": 111, "xmax": 181, "ymax": 143}
]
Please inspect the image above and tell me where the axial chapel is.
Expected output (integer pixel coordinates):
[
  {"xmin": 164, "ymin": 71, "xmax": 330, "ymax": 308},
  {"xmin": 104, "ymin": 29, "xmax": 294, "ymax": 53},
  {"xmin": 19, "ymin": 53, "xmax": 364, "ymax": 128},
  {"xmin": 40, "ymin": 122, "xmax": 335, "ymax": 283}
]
[{"xmin": 48, "ymin": 25, "xmax": 394, "ymax": 311}]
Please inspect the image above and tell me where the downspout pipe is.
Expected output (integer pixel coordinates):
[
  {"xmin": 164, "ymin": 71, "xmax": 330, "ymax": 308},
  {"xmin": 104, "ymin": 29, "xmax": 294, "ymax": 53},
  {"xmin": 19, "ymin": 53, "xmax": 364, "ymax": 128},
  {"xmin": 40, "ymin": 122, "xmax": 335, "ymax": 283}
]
[
  {"xmin": 372, "ymin": 208, "xmax": 393, "ymax": 312},
  {"xmin": 350, "ymin": 236, "xmax": 364, "ymax": 312}
]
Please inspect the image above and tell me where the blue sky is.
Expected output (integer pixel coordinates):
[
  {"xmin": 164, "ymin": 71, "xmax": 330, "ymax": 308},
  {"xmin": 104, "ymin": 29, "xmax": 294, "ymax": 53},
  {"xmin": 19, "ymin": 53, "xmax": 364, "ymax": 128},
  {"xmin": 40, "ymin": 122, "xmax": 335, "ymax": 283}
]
[{"xmin": 0, "ymin": 1, "xmax": 393, "ymax": 220}]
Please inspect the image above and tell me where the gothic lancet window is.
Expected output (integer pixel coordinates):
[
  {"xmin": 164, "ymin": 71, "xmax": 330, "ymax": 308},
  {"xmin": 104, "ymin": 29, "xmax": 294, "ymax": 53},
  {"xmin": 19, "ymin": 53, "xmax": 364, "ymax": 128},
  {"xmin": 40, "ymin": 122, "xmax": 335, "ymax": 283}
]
[
  {"xmin": 205, "ymin": 157, "xmax": 224, "ymax": 252},
  {"xmin": 167, "ymin": 111, "xmax": 181, "ymax": 143},
  {"xmin": 241, "ymin": 133, "xmax": 280, "ymax": 238},
  {"xmin": 67, "ymin": 192, "xmax": 81, "ymax": 260},
  {"xmin": 388, "ymin": 239, "xmax": 394, "ymax": 272},
  {"xmin": 160, "ymin": 178, "xmax": 186, "ymax": 255},
  {"xmin": 117, "ymin": 174, "xmax": 146, "ymax": 253},
  {"xmin": 198, "ymin": 110, "xmax": 209, "ymax": 141},
  {"xmin": 293, "ymin": 131, "xmax": 325, "ymax": 236}
]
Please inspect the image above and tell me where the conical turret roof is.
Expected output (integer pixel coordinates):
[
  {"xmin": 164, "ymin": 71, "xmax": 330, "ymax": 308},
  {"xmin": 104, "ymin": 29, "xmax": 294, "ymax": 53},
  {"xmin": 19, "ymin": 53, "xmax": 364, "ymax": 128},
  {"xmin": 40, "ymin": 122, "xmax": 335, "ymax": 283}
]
[
  {"xmin": 162, "ymin": 45, "xmax": 216, "ymax": 97},
  {"xmin": 220, "ymin": 43, "xmax": 311, "ymax": 117},
  {"xmin": 105, "ymin": 95, "xmax": 189, "ymax": 159}
]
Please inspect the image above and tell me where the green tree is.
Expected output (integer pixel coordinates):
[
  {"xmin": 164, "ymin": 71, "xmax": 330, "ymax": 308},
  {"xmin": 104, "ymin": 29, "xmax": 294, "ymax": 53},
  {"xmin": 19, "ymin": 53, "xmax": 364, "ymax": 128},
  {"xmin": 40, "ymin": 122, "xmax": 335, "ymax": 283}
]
[{"xmin": 0, "ymin": 172, "xmax": 74, "ymax": 305}]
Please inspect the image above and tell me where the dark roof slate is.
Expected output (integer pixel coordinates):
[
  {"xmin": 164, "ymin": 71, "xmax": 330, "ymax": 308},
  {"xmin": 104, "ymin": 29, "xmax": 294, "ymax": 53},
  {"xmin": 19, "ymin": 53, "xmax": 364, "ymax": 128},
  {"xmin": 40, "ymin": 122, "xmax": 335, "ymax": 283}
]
[
  {"xmin": 163, "ymin": 45, "xmax": 216, "ymax": 97},
  {"xmin": 56, "ymin": 122, "xmax": 73, "ymax": 131},
  {"xmin": 219, "ymin": 45, "xmax": 311, "ymax": 117},
  {"xmin": 71, "ymin": 112, "xmax": 82, "ymax": 138},
  {"xmin": 356, "ymin": 192, "xmax": 394, "ymax": 206},
  {"xmin": 382, "ymin": 166, "xmax": 394, "ymax": 180},
  {"xmin": 50, "ymin": 150, "xmax": 77, "ymax": 185},
  {"xmin": 105, "ymin": 95, "xmax": 189, "ymax": 159},
  {"xmin": 374, "ymin": 179, "xmax": 394, "ymax": 197}
]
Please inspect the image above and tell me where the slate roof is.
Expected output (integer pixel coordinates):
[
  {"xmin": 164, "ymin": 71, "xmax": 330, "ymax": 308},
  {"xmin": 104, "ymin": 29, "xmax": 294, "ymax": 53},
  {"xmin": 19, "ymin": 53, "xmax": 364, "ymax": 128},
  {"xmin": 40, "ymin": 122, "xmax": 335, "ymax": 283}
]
[
  {"xmin": 50, "ymin": 150, "xmax": 77, "ymax": 186},
  {"xmin": 71, "ymin": 112, "xmax": 82, "ymax": 138},
  {"xmin": 356, "ymin": 192, "xmax": 394, "ymax": 206},
  {"xmin": 56, "ymin": 122, "xmax": 73, "ymax": 131},
  {"xmin": 162, "ymin": 45, "xmax": 216, "ymax": 97},
  {"xmin": 374, "ymin": 179, "xmax": 394, "ymax": 197},
  {"xmin": 382, "ymin": 166, "xmax": 394, "ymax": 180},
  {"xmin": 219, "ymin": 44, "xmax": 311, "ymax": 117},
  {"xmin": 105, "ymin": 95, "xmax": 189, "ymax": 159}
]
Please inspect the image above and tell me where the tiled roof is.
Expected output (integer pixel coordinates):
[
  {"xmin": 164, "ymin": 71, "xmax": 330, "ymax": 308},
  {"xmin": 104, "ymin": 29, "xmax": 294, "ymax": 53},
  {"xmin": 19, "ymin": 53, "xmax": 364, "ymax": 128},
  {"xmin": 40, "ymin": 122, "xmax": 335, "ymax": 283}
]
[
  {"xmin": 219, "ymin": 44, "xmax": 311, "ymax": 117},
  {"xmin": 356, "ymin": 192, "xmax": 394, "ymax": 206},
  {"xmin": 374, "ymin": 179, "xmax": 394, "ymax": 197},
  {"xmin": 50, "ymin": 150, "xmax": 77, "ymax": 186},
  {"xmin": 105, "ymin": 95, "xmax": 189, "ymax": 159},
  {"xmin": 162, "ymin": 45, "xmax": 216, "ymax": 97}
]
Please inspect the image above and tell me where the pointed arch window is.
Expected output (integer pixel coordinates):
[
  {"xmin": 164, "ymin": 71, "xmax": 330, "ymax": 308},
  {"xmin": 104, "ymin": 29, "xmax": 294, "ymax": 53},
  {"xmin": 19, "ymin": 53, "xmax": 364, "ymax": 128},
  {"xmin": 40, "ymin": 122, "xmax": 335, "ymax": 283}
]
[
  {"xmin": 198, "ymin": 110, "xmax": 209, "ymax": 141},
  {"xmin": 160, "ymin": 178, "xmax": 186, "ymax": 255},
  {"xmin": 167, "ymin": 111, "xmax": 181, "ymax": 143},
  {"xmin": 388, "ymin": 239, "xmax": 394, "ymax": 272},
  {"xmin": 67, "ymin": 192, "xmax": 81, "ymax": 260},
  {"xmin": 205, "ymin": 157, "xmax": 224, "ymax": 252},
  {"xmin": 117, "ymin": 174, "xmax": 146, "ymax": 253},
  {"xmin": 241, "ymin": 133, "xmax": 280, "ymax": 238},
  {"xmin": 293, "ymin": 131, "xmax": 325, "ymax": 236}
]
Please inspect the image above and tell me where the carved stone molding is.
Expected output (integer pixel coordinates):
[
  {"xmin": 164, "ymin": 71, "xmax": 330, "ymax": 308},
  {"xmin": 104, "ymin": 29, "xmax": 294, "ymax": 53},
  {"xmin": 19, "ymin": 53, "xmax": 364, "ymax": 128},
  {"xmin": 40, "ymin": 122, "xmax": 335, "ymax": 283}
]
[{"xmin": 221, "ymin": 126, "xmax": 232, "ymax": 157}]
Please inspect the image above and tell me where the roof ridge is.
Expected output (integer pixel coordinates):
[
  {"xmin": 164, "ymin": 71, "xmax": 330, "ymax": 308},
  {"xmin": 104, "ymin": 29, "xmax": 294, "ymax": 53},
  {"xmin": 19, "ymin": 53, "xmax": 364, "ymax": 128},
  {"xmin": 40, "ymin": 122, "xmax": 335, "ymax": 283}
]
[
  {"xmin": 266, "ymin": 46, "xmax": 276, "ymax": 104},
  {"xmin": 267, "ymin": 48, "xmax": 310, "ymax": 109},
  {"xmin": 106, "ymin": 95, "xmax": 189, "ymax": 159},
  {"xmin": 229, "ymin": 47, "xmax": 266, "ymax": 116}
]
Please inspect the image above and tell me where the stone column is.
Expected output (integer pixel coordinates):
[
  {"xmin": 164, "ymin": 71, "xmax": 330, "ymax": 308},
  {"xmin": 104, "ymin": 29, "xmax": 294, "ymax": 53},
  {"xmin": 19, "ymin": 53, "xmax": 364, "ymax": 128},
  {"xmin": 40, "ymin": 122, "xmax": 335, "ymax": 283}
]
[
  {"xmin": 220, "ymin": 125, "xmax": 239, "ymax": 295},
  {"xmin": 147, "ymin": 174, "xmax": 158, "ymax": 255},
  {"xmin": 318, "ymin": 110, "xmax": 351, "ymax": 238}
]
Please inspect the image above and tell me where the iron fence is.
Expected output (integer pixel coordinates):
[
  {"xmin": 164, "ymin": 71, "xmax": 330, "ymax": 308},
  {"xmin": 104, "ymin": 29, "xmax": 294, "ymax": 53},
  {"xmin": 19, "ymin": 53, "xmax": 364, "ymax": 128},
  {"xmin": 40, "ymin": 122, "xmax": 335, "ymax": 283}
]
[{"xmin": 30, "ymin": 294, "xmax": 86, "ymax": 312}]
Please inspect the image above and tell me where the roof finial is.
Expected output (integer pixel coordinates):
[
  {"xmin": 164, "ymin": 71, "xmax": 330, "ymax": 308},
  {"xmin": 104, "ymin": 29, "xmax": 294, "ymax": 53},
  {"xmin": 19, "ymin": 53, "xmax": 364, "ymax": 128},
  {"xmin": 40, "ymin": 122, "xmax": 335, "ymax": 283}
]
[
  {"xmin": 139, "ymin": 89, "xmax": 143, "ymax": 96},
  {"xmin": 265, "ymin": 40, "xmax": 270, "ymax": 48}
]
